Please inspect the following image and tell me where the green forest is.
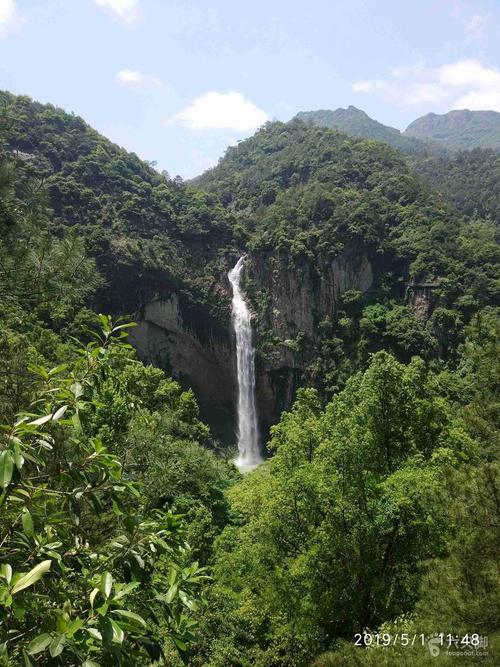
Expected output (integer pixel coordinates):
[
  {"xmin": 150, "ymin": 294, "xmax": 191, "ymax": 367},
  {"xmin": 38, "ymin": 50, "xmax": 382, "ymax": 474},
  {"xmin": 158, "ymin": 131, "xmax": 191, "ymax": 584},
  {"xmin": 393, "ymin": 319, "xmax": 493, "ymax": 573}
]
[{"xmin": 0, "ymin": 89, "xmax": 498, "ymax": 667}]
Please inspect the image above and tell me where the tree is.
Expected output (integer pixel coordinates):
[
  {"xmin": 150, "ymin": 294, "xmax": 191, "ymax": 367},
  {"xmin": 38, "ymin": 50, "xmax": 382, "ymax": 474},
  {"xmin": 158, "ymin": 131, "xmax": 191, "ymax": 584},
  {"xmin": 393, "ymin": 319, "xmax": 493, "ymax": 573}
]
[
  {"xmin": 197, "ymin": 353, "xmax": 476, "ymax": 665},
  {"xmin": 0, "ymin": 317, "xmax": 207, "ymax": 665}
]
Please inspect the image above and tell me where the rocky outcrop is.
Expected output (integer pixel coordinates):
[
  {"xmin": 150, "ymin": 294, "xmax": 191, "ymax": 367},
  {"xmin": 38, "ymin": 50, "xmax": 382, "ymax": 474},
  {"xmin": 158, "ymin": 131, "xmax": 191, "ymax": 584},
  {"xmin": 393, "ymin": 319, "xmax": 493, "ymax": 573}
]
[
  {"xmin": 129, "ymin": 292, "xmax": 236, "ymax": 440},
  {"xmin": 250, "ymin": 248, "xmax": 373, "ymax": 337},
  {"xmin": 247, "ymin": 247, "xmax": 374, "ymax": 433},
  {"xmin": 407, "ymin": 282, "xmax": 440, "ymax": 321}
]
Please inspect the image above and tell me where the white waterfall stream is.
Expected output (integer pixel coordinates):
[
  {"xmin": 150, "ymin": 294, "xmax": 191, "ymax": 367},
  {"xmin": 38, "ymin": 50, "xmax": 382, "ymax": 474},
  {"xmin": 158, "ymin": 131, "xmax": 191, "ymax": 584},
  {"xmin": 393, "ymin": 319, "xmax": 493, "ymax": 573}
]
[{"xmin": 228, "ymin": 257, "xmax": 262, "ymax": 471}]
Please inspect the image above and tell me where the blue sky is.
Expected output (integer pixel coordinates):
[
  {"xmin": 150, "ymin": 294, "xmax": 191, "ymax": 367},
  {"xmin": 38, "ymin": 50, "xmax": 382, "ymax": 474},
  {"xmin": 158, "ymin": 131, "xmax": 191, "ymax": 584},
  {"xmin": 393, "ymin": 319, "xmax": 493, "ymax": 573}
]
[{"xmin": 1, "ymin": 0, "xmax": 499, "ymax": 177}]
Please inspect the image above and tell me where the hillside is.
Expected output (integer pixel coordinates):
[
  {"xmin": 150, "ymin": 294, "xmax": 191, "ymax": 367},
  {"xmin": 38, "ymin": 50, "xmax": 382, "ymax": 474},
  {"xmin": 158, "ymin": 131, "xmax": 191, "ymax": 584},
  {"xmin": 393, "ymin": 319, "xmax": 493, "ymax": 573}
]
[
  {"xmin": 197, "ymin": 120, "xmax": 498, "ymax": 422},
  {"xmin": 411, "ymin": 147, "xmax": 500, "ymax": 221},
  {"xmin": 293, "ymin": 106, "xmax": 500, "ymax": 220},
  {"xmin": 405, "ymin": 109, "xmax": 500, "ymax": 150},
  {"xmin": 294, "ymin": 105, "xmax": 428, "ymax": 153},
  {"xmin": 2, "ymin": 92, "xmax": 498, "ymax": 435},
  {"xmin": 0, "ymin": 90, "xmax": 235, "ymax": 321}
]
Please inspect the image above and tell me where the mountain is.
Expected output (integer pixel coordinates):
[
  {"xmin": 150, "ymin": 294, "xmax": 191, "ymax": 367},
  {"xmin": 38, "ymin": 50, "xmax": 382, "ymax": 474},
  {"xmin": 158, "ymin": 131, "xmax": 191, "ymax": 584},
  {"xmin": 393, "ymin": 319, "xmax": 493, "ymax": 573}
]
[
  {"xmin": 0, "ymin": 89, "xmax": 240, "ymax": 439},
  {"xmin": 295, "ymin": 106, "xmax": 500, "ymax": 153},
  {"xmin": 197, "ymin": 120, "xmax": 498, "ymax": 423},
  {"xmin": 293, "ymin": 106, "xmax": 500, "ymax": 220},
  {"xmin": 404, "ymin": 109, "xmax": 500, "ymax": 150},
  {"xmin": 0, "ymin": 90, "xmax": 235, "ymax": 316},
  {"xmin": 2, "ymin": 91, "xmax": 498, "ymax": 440},
  {"xmin": 294, "ymin": 106, "xmax": 428, "ymax": 153}
]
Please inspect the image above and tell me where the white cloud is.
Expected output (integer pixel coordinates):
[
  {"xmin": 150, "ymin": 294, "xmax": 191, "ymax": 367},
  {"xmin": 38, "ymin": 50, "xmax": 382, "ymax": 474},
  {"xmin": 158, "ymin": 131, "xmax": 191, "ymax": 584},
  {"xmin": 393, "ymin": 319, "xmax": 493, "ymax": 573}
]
[
  {"xmin": 404, "ymin": 83, "xmax": 448, "ymax": 106},
  {"xmin": 454, "ymin": 89, "xmax": 500, "ymax": 111},
  {"xmin": 437, "ymin": 60, "xmax": 500, "ymax": 88},
  {"xmin": 465, "ymin": 14, "xmax": 487, "ymax": 41},
  {"xmin": 353, "ymin": 59, "xmax": 500, "ymax": 112},
  {"xmin": 116, "ymin": 69, "xmax": 161, "ymax": 89},
  {"xmin": 166, "ymin": 91, "xmax": 268, "ymax": 131},
  {"xmin": 0, "ymin": 0, "xmax": 23, "ymax": 38},
  {"xmin": 94, "ymin": 0, "xmax": 141, "ymax": 25},
  {"xmin": 352, "ymin": 80, "xmax": 387, "ymax": 94}
]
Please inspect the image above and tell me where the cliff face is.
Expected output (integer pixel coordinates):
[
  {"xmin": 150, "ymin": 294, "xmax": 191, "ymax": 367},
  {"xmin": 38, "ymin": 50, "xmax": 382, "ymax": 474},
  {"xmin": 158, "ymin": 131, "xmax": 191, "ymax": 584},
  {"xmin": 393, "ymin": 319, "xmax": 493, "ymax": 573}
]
[
  {"xmin": 129, "ymin": 248, "xmax": 374, "ymax": 445},
  {"xmin": 250, "ymin": 248, "xmax": 373, "ymax": 338},
  {"xmin": 129, "ymin": 291, "xmax": 236, "ymax": 442},
  {"xmin": 248, "ymin": 248, "xmax": 373, "ymax": 433},
  {"xmin": 406, "ymin": 282, "xmax": 440, "ymax": 321}
]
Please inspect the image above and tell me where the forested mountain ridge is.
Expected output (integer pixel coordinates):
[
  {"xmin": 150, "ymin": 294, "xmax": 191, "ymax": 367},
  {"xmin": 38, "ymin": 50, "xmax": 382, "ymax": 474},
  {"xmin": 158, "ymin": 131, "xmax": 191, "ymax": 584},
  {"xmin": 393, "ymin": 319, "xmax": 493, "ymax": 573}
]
[
  {"xmin": 0, "ymin": 90, "xmax": 245, "ymax": 436},
  {"xmin": 196, "ymin": 120, "xmax": 498, "ymax": 413},
  {"xmin": 292, "ymin": 106, "xmax": 500, "ymax": 221},
  {"xmin": 294, "ymin": 106, "xmax": 431, "ymax": 153},
  {"xmin": 0, "ymin": 90, "xmax": 235, "ymax": 321},
  {"xmin": 413, "ymin": 147, "xmax": 500, "ymax": 222},
  {"xmin": 294, "ymin": 105, "xmax": 500, "ymax": 153},
  {"xmin": 405, "ymin": 108, "xmax": 500, "ymax": 150}
]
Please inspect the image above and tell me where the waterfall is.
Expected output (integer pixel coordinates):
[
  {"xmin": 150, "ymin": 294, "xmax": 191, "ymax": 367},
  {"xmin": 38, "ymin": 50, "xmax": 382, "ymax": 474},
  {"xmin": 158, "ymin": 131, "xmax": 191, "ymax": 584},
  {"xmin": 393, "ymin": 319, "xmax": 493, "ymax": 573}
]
[{"xmin": 228, "ymin": 256, "xmax": 262, "ymax": 471}]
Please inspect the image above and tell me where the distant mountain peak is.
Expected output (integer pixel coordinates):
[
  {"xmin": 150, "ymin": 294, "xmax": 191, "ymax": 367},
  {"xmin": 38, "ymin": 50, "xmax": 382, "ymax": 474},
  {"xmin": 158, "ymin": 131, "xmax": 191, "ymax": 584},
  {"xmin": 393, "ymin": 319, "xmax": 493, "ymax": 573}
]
[
  {"xmin": 404, "ymin": 109, "xmax": 500, "ymax": 150},
  {"xmin": 293, "ymin": 107, "xmax": 421, "ymax": 152}
]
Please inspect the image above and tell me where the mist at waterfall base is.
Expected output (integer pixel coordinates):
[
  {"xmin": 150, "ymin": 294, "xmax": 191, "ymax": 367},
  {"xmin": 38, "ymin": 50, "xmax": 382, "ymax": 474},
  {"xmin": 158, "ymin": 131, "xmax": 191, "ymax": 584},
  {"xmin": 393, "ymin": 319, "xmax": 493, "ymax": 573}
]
[{"xmin": 228, "ymin": 257, "xmax": 263, "ymax": 472}]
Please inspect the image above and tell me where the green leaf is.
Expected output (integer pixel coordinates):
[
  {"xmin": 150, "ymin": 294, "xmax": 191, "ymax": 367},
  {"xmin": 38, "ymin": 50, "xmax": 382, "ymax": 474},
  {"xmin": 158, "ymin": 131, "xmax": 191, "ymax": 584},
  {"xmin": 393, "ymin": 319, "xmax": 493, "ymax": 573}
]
[
  {"xmin": 48, "ymin": 364, "xmax": 67, "ymax": 377},
  {"xmin": 101, "ymin": 571, "xmax": 112, "ymax": 599},
  {"xmin": 165, "ymin": 583, "xmax": 178, "ymax": 604},
  {"xmin": 86, "ymin": 627, "xmax": 102, "ymax": 641},
  {"xmin": 96, "ymin": 601, "xmax": 109, "ymax": 616},
  {"xmin": 49, "ymin": 634, "xmax": 65, "ymax": 658},
  {"xmin": 110, "ymin": 619, "xmax": 124, "ymax": 644},
  {"xmin": 22, "ymin": 649, "xmax": 34, "ymax": 666},
  {"xmin": 70, "ymin": 382, "xmax": 83, "ymax": 398},
  {"xmin": 99, "ymin": 617, "xmax": 113, "ymax": 644},
  {"xmin": 113, "ymin": 581, "xmax": 140, "ymax": 601},
  {"xmin": 66, "ymin": 618, "xmax": 84, "ymax": 637},
  {"xmin": 22, "ymin": 509, "xmax": 34, "ymax": 536},
  {"xmin": 72, "ymin": 411, "xmax": 82, "ymax": 433},
  {"xmin": 13, "ymin": 603, "xmax": 27, "ymax": 620},
  {"xmin": 28, "ymin": 414, "xmax": 52, "ymax": 427},
  {"xmin": 27, "ymin": 633, "xmax": 52, "ymax": 655},
  {"xmin": 12, "ymin": 560, "xmax": 51, "ymax": 594},
  {"xmin": 179, "ymin": 590, "xmax": 196, "ymax": 611},
  {"xmin": 13, "ymin": 441, "xmax": 24, "ymax": 470},
  {"xmin": 112, "ymin": 322, "xmax": 137, "ymax": 332},
  {"xmin": 0, "ymin": 564, "xmax": 12, "ymax": 584},
  {"xmin": 0, "ymin": 450, "xmax": 14, "ymax": 488},
  {"xmin": 173, "ymin": 636, "xmax": 187, "ymax": 651},
  {"xmin": 89, "ymin": 587, "xmax": 100, "ymax": 607},
  {"xmin": 52, "ymin": 405, "xmax": 68, "ymax": 421},
  {"xmin": 111, "ymin": 493, "xmax": 125, "ymax": 515},
  {"xmin": 111, "ymin": 608, "xmax": 147, "ymax": 628}
]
